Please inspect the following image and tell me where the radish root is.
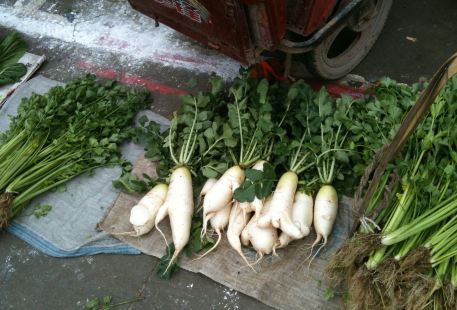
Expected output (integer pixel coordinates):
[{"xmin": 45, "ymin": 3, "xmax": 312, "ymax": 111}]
[
  {"xmin": 155, "ymin": 203, "xmax": 169, "ymax": 247},
  {"xmin": 254, "ymin": 253, "xmax": 264, "ymax": 265},
  {"xmin": 163, "ymin": 250, "xmax": 179, "ymax": 275},
  {"xmin": 235, "ymin": 248, "xmax": 257, "ymax": 273},
  {"xmin": 194, "ymin": 229, "xmax": 222, "ymax": 260},
  {"xmin": 156, "ymin": 224, "xmax": 168, "ymax": 249},
  {"xmin": 305, "ymin": 234, "xmax": 326, "ymax": 269},
  {"xmin": 201, "ymin": 212, "xmax": 215, "ymax": 239},
  {"xmin": 112, "ymin": 231, "xmax": 140, "ymax": 237}
]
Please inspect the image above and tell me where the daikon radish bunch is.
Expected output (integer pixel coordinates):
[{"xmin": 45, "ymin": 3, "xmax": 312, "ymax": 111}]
[
  {"xmin": 195, "ymin": 179, "xmax": 230, "ymax": 259},
  {"xmin": 114, "ymin": 119, "xmax": 172, "ymax": 236},
  {"xmin": 198, "ymin": 77, "xmax": 282, "ymax": 265},
  {"xmin": 232, "ymin": 79, "xmax": 304, "ymax": 219},
  {"xmin": 310, "ymin": 91, "xmax": 355, "ymax": 252},
  {"xmin": 201, "ymin": 77, "xmax": 275, "ymax": 236},
  {"xmin": 233, "ymin": 160, "xmax": 276, "ymax": 219},
  {"xmin": 235, "ymin": 81, "xmax": 318, "ymax": 251},
  {"xmin": 243, "ymin": 195, "xmax": 278, "ymax": 261},
  {"xmin": 257, "ymin": 83, "xmax": 319, "ymax": 240},
  {"xmin": 256, "ymin": 129, "xmax": 315, "ymax": 239},
  {"xmin": 154, "ymin": 91, "xmax": 226, "ymax": 275},
  {"xmin": 275, "ymin": 190, "xmax": 314, "ymax": 249}
]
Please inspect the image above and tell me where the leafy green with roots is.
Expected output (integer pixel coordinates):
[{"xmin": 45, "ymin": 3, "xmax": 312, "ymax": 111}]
[
  {"xmin": 228, "ymin": 77, "xmax": 280, "ymax": 202},
  {"xmin": 224, "ymin": 77, "xmax": 274, "ymax": 168},
  {"xmin": 234, "ymin": 79, "xmax": 321, "ymax": 202},
  {"xmin": 164, "ymin": 83, "xmax": 228, "ymax": 177},
  {"xmin": 167, "ymin": 99, "xmax": 198, "ymax": 169},
  {"xmin": 309, "ymin": 90, "xmax": 354, "ymax": 186},
  {"xmin": 274, "ymin": 81, "xmax": 320, "ymax": 191}
]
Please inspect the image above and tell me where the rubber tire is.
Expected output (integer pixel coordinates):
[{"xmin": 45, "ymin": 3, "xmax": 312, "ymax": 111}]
[{"xmin": 304, "ymin": 0, "xmax": 392, "ymax": 80}]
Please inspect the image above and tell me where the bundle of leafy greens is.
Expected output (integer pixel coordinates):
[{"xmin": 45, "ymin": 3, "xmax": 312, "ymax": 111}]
[
  {"xmin": 116, "ymin": 73, "xmax": 418, "ymax": 279},
  {"xmin": 328, "ymin": 77, "xmax": 457, "ymax": 309},
  {"xmin": 113, "ymin": 76, "xmax": 229, "ymax": 193},
  {"xmin": 0, "ymin": 32, "xmax": 27, "ymax": 86},
  {"xmin": 0, "ymin": 75, "xmax": 150, "ymax": 229}
]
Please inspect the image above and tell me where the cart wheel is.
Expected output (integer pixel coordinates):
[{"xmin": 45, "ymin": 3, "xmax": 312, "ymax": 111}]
[{"xmin": 304, "ymin": 0, "xmax": 392, "ymax": 80}]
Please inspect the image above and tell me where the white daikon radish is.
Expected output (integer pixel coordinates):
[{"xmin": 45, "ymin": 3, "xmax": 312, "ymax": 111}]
[
  {"xmin": 199, "ymin": 178, "xmax": 218, "ymax": 197},
  {"xmin": 198, "ymin": 178, "xmax": 218, "ymax": 236},
  {"xmin": 128, "ymin": 183, "xmax": 168, "ymax": 236},
  {"xmin": 250, "ymin": 160, "xmax": 267, "ymax": 219},
  {"xmin": 257, "ymin": 171, "xmax": 302, "ymax": 239},
  {"xmin": 202, "ymin": 165, "xmax": 244, "ymax": 230},
  {"xmin": 276, "ymin": 233, "xmax": 293, "ymax": 250},
  {"xmin": 197, "ymin": 202, "xmax": 232, "ymax": 259},
  {"xmin": 275, "ymin": 191, "xmax": 313, "ymax": 249},
  {"xmin": 247, "ymin": 195, "xmax": 278, "ymax": 258},
  {"xmin": 196, "ymin": 178, "xmax": 217, "ymax": 212},
  {"xmin": 312, "ymin": 185, "xmax": 338, "ymax": 247},
  {"xmin": 241, "ymin": 216, "xmax": 255, "ymax": 247},
  {"xmin": 227, "ymin": 202, "xmax": 254, "ymax": 270},
  {"xmin": 239, "ymin": 201, "xmax": 253, "ymax": 220},
  {"xmin": 155, "ymin": 166, "xmax": 194, "ymax": 273}
]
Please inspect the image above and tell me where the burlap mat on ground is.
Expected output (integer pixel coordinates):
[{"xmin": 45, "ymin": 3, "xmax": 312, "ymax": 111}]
[{"xmin": 101, "ymin": 156, "xmax": 352, "ymax": 310}]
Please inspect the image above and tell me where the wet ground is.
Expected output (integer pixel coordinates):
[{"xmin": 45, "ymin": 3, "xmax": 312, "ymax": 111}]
[{"xmin": 1, "ymin": 0, "xmax": 457, "ymax": 309}]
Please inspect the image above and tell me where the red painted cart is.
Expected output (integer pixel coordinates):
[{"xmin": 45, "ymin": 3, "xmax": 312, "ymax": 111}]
[{"xmin": 128, "ymin": 0, "xmax": 392, "ymax": 79}]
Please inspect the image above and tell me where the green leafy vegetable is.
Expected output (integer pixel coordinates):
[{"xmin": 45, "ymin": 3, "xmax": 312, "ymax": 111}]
[
  {"xmin": 0, "ymin": 75, "xmax": 150, "ymax": 229},
  {"xmin": 0, "ymin": 32, "xmax": 27, "ymax": 66},
  {"xmin": 33, "ymin": 204, "xmax": 52, "ymax": 218},
  {"xmin": 0, "ymin": 32, "xmax": 28, "ymax": 86},
  {"xmin": 85, "ymin": 295, "xmax": 143, "ymax": 310},
  {"xmin": 85, "ymin": 297, "xmax": 100, "ymax": 309},
  {"xmin": 324, "ymin": 287, "xmax": 335, "ymax": 300},
  {"xmin": 54, "ymin": 184, "xmax": 67, "ymax": 193},
  {"xmin": 0, "ymin": 63, "xmax": 27, "ymax": 85},
  {"xmin": 85, "ymin": 296, "xmax": 113, "ymax": 310},
  {"xmin": 234, "ymin": 162, "xmax": 276, "ymax": 202},
  {"xmin": 112, "ymin": 173, "xmax": 148, "ymax": 193},
  {"xmin": 328, "ymin": 76, "xmax": 457, "ymax": 309},
  {"xmin": 156, "ymin": 243, "xmax": 178, "ymax": 280},
  {"xmin": 185, "ymin": 214, "xmax": 214, "ymax": 257}
]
